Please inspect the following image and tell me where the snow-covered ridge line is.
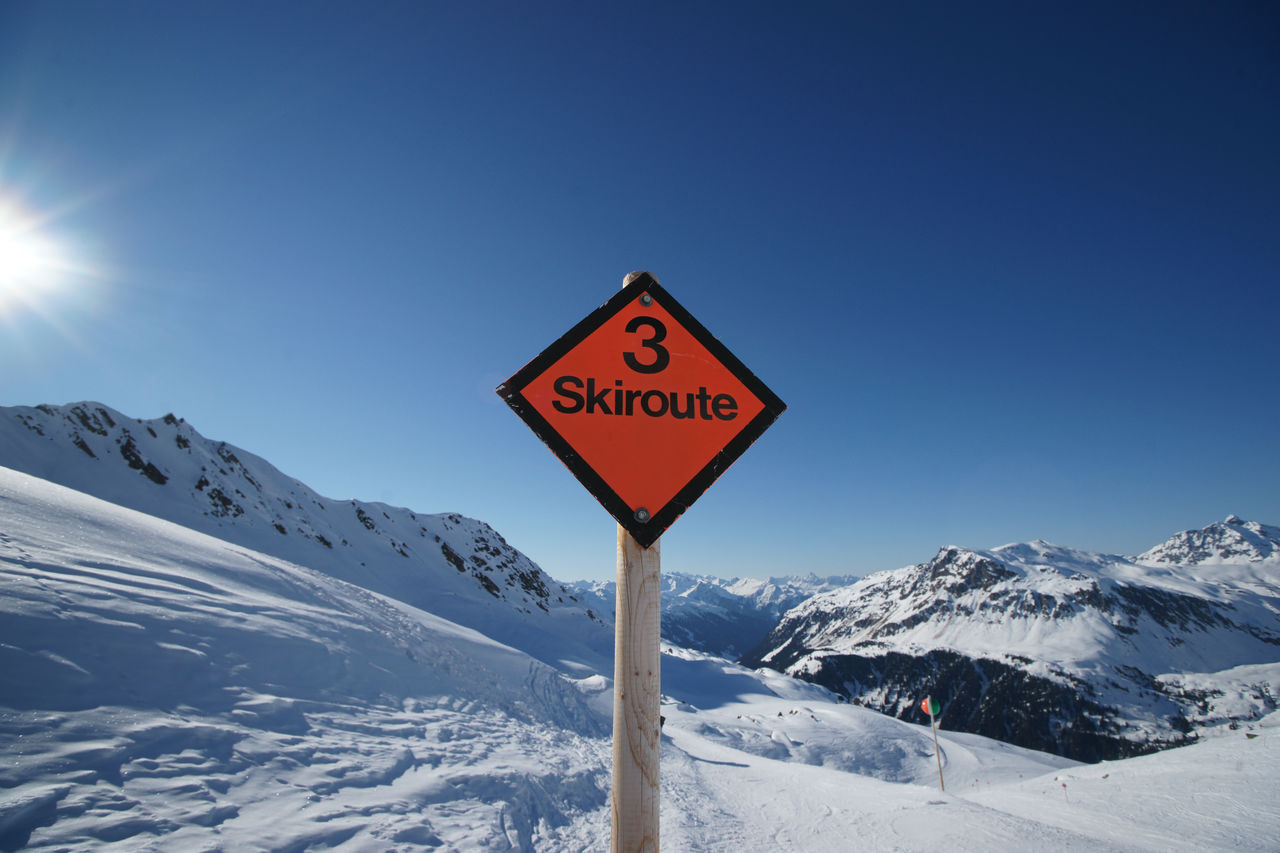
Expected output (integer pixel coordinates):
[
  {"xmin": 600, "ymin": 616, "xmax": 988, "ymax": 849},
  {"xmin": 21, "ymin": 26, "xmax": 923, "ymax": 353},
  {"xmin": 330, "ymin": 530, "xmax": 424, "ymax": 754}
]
[
  {"xmin": 3, "ymin": 404, "xmax": 1280, "ymax": 849},
  {"xmin": 1136, "ymin": 514, "xmax": 1280, "ymax": 567},
  {"xmin": 0, "ymin": 465, "xmax": 602, "ymax": 730},
  {"xmin": 0, "ymin": 464, "xmax": 616, "ymax": 848},
  {"xmin": 0, "ymin": 401, "xmax": 613, "ymax": 671},
  {"xmin": 2, "ymin": 465, "xmax": 1277, "ymax": 850},
  {"xmin": 0, "ymin": 464, "xmax": 1100, "ymax": 850},
  {"xmin": 6, "ymin": 400, "xmax": 1278, "ymax": 766}
]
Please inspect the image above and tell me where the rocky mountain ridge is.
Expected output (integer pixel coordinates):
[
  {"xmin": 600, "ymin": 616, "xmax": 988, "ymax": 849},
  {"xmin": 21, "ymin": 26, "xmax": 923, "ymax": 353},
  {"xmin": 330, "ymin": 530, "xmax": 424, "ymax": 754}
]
[
  {"xmin": 0, "ymin": 402, "xmax": 612, "ymax": 670},
  {"xmin": 1136, "ymin": 515, "xmax": 1280, "ymax": 567},
  {"xmin": 6, "ymin": 401, "xmax": 1277, "ymax": 765}
]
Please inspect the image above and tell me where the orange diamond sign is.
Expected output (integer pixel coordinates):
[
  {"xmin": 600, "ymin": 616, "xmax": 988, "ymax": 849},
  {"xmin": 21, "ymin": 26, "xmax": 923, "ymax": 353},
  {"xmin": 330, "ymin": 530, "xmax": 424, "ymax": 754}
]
[{"xmin": 497, "ymin": 273, "xmax": 786, "ymax": 547}]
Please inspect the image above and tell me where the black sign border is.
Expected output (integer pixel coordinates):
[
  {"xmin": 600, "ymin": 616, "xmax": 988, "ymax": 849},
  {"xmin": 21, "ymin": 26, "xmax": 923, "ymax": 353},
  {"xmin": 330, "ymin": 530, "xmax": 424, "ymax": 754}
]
[{"xmin": 496, "ymin": 272, "xmax": 786, "ymax": 548}]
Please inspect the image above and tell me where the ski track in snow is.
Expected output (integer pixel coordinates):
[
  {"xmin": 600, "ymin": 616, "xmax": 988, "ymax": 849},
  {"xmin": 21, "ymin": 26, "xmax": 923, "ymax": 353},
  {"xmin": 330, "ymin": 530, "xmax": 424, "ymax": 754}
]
[
  {"xmin": 0, "ymin": 702, "xmax": 613, "ymax": 852},
  {"xmin": 3, "ymin": 465, "xmax": 1280, "ymax": 851}
]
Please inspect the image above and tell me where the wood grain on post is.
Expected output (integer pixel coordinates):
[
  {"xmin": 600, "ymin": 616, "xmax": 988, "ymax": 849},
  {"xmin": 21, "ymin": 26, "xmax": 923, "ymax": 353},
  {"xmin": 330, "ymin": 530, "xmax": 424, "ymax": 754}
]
[{"xmin": 611, "ymin": 524, "xmax": 661, "ymax": 852}]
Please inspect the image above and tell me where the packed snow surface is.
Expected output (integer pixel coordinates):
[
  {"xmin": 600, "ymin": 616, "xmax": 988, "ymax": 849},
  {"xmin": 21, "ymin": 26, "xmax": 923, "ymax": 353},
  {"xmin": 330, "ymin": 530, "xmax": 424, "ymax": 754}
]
[{"xmin": 3, "ymin": 466, "xmax": 1279, "ymax": 850}]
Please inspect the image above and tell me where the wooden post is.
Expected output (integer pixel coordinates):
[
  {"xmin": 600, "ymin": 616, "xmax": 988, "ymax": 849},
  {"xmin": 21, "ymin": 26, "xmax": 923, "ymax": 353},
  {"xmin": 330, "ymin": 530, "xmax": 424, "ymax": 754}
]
[
  {"xmin": 611, "ymin": 524, "xmax": 661, "ymax": 852},
  {"xmin": 496, "ymin": 266, "xmax": 783, "ymax": 851}
]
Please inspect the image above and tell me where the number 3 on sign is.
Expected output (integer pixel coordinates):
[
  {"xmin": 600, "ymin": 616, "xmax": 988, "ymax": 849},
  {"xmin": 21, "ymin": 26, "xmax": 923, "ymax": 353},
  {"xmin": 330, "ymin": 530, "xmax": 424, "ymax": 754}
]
[{"xmin": 624, "ymin": 316, "xmax": 669, "ymax": 374}]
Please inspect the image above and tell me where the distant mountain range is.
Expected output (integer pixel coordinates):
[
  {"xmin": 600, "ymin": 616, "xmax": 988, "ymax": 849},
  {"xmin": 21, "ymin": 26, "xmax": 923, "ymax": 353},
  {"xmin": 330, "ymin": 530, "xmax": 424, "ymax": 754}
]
[
  {"xmin": 741, "ymin": 522, "xmax": 1280, "ymax": 761},
  {"xmin": 565, "ymin": 572, "xmax": 859, "ymax": 659},
  {"xmin": 3, "ymin": 401, "xmax": 1277, "ymax": 768},
  {"xmin": 3, "ymin": 402, "xmax": 1120, "ymax": 849}
]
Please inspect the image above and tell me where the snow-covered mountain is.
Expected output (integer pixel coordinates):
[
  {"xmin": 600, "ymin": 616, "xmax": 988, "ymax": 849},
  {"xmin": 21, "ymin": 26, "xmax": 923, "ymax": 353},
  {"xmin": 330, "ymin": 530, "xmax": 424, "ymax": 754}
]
[
  {"xmin": 3, "ymin": 402, "xmax": 1280, "ymax": 849},
  {"xmin": 1136, "ymin": 514, "xmax": 1280, "ymax": 568},
  {"xmin": 0, "ymin": 402, "xmax": 612, "ymax": 671},
  {"xmin": 566, "ymin": 572, "xmax": 859, "ymax": 659},
  {"xmin": 0, "ymin": 465, "xmax": 613, "ymax": 849},
  {"xmin": 743, "ymin": 529, "xmax": 1280, "ymax": 762},
  {"xmin": 5, "ymin": 465, "xmax": 1280, "ymax": 851}
]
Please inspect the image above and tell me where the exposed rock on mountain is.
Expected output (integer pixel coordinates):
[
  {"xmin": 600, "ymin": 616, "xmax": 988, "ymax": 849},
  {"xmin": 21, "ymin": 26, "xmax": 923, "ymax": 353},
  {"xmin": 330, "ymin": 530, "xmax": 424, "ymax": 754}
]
[
  {"xmin": 1136, "ymin": 515, "xmax": 1280, "ymax": 567},
  {"xmin": 7, "ymin": 402, "xmax": 1277, "ymax": 767}
]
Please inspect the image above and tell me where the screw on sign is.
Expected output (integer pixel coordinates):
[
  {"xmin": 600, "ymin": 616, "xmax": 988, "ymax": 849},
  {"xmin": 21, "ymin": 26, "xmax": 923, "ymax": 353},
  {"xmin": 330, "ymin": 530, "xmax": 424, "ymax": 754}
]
[{"xmin": 497, "ymin": 272, "xmax": 785, "ymax": 852}]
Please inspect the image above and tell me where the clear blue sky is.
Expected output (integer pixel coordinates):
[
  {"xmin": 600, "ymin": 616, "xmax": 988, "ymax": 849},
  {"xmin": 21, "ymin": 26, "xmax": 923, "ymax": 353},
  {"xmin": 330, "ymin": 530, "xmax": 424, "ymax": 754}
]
[{"xmin": 2, "ymin": 2, "xmax": 1277, "ymax": 582}]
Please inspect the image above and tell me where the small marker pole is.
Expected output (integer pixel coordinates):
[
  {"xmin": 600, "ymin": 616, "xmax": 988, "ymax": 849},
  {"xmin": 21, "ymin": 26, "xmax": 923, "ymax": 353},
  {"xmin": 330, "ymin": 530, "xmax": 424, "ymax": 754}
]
[{"xmin": 924, "ymin": 696, "xmax": 945, "ymax": 792}]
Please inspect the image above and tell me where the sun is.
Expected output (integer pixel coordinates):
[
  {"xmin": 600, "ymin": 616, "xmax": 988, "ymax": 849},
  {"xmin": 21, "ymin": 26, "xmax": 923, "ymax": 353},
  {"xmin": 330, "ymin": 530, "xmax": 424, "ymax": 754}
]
[
  {"xmin": 0, "ymin": 197, "xmax": 81, "ymax": 317},
  {"xmin": 0, "ymin": 218, "xmax": 57, "ymax": 282}
]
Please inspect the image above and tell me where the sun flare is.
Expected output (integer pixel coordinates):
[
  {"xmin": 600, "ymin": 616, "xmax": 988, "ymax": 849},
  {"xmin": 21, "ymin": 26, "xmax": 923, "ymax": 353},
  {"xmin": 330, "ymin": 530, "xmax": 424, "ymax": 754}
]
[{"xmin": 0, "ymin": 197, "xmax": 84, "ymax": 317}]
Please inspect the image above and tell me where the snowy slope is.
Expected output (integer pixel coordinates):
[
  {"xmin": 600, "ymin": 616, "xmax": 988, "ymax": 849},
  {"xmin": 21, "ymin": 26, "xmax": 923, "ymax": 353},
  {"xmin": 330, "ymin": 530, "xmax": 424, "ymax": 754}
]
[
  {"xmin": 3, "ymin": 468, "xmax": 1280, "ymax": 850},
  {"xmin": 745, "ymin": 532, "xmax": 1280, "ymax": 761},
  {"xmin": 0, "ymin": 466, "xmax": 609, "ymax": 850},
  {"xmin": 0, "ymin": 402, "xmax": 613, "ymax": 672}
]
